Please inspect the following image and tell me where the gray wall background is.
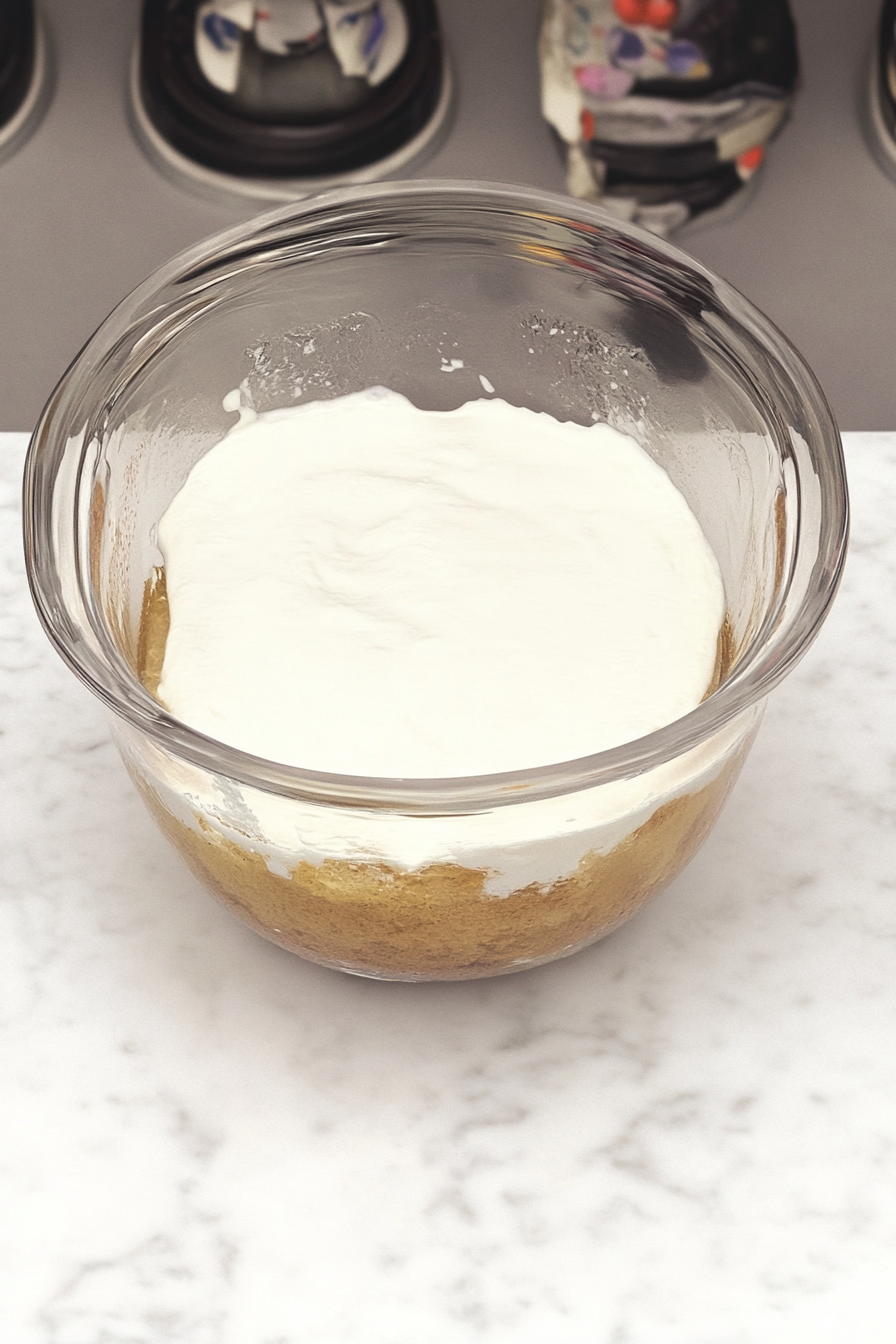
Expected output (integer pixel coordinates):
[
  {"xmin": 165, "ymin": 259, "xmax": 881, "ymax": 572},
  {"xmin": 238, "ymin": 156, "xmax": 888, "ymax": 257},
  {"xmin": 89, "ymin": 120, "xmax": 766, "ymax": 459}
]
[{"xmin": 0, "ymin": 0, "xmax": 890, "ymax": 430}]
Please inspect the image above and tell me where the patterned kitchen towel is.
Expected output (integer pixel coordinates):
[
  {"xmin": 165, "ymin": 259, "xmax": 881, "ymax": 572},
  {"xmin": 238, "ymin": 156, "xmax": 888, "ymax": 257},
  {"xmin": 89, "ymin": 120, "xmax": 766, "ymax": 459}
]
[{"xmin": 540, "ymin": 0, "xmax": 798, "ymax": 234}]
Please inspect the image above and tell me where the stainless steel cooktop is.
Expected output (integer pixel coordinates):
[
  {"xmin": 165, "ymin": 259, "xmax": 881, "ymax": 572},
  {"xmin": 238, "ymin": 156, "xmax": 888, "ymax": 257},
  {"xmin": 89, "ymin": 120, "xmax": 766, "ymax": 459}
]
[{"xmin": 0, "ymin": 0, "xmax": 892, "ymax": 431}]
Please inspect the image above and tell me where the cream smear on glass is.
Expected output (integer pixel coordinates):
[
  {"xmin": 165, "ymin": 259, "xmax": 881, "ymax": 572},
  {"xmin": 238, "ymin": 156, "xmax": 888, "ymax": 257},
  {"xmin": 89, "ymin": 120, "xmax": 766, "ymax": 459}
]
[{"xmin": 156, "ymin": 387, "xmax": 725, "ymax": 779}]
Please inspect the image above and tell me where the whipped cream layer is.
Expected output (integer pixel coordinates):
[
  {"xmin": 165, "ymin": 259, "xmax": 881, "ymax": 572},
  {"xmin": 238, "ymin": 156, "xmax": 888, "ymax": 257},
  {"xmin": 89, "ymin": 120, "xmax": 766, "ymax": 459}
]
[
  {"xmin": 156, "ymin": 389, "xmax": 725, "ymax": 780},
  {"xmin": 122, "ymin": 705, "xmax": 756, "ymax": 896}
]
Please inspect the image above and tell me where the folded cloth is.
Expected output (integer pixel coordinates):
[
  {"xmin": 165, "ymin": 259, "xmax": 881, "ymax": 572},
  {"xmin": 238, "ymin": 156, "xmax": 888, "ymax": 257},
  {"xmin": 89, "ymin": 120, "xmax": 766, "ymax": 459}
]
[{"xmin": 540, "ymin": 0, "xmax": 798, "ymax": 235}]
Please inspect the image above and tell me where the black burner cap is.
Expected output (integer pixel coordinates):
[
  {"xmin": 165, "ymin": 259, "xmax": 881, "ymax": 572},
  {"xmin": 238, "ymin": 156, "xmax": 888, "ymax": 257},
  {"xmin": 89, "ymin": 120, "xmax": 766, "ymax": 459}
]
[
  {"xmin": 0, "ymin": 0, "xmax": 35, "ymax": 130},
  {"xmin": 139, "ymin": 0, "xmax": 445, "ymax": 178}
]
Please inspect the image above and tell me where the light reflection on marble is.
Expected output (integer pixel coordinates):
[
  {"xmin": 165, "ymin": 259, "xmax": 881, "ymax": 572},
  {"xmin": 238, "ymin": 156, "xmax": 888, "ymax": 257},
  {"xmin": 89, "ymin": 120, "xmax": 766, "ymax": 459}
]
[{"xmin": 2, "ymin": 432, "xmax": 896, "ymax": 1343}]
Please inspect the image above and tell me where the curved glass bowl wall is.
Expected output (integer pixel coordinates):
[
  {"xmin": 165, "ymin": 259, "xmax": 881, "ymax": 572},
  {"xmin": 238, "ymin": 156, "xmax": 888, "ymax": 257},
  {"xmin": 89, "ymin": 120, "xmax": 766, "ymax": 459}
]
[{"xmin": 24, "ymin": 181, "xmax": 848, "ymax": 980}]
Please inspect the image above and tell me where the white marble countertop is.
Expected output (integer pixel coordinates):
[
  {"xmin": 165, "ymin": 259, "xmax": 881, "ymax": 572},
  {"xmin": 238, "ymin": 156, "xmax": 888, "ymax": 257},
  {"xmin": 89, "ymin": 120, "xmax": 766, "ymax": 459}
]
[{"xmin": 2, "ymin": 431, "xmax": 895, "ymax": 1343}]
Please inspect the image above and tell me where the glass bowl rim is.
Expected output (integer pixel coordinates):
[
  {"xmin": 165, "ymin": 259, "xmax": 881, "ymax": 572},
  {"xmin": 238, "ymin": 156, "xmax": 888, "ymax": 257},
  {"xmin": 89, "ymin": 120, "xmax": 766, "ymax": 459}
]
[{"xmin": 23, "ymin": 178, "xmax": 849, "ymax": 815}]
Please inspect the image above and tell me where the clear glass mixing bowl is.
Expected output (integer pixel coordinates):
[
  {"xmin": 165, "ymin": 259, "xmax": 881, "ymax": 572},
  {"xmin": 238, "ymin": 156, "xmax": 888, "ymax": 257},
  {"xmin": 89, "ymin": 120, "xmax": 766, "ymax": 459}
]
[{"xmin": 23, "ymin": 180, "xmax": 848, "ymax": 981}]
